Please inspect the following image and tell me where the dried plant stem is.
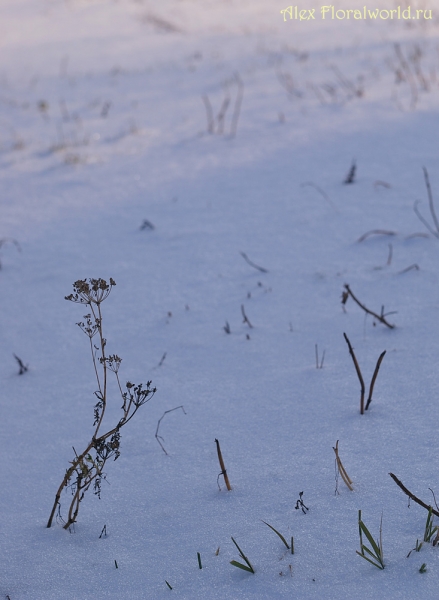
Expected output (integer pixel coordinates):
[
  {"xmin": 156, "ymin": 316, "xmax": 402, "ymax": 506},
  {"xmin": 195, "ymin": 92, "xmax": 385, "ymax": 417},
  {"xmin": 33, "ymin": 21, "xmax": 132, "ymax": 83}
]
[
  {"xmin": 386, "ymin": 244, "xmax": 393, "ymax": 266},
  {"xmin": 389, "ymin": 473, "xmax": 439, "ymax": 517},
  {"xmin": 398, "ymin": 264, "xmax": 420, "ymax": 274},
  {"xmin": 155, "ymin": 405, "xmax": 186, "ymax": 455},
  {"xmin": 356, "ymin": 229, "xmax": 396, "ymax": 243},
  {"xmin": 414, "ymin": 167, "xmax": 439, "ymax": 239},
  {"xmin": 365, "ymin": 351, "xmax": 386, "ymax": 410},
  {"xmin": 241, "ymin": 304, "xmax": 253, "ymax": 328},
  {"xmin": 343, "ymin": 284, "xmax": 396, "ymax": 329},
  {"xmin": 343, "ymin": 333, "xmax": 386, "ymax": 414},
  {"xmin": 47, "ymin": 279, "xmax": 156, "ymax": 529},
  {"xmin": 240, "ymin": 251, "xmax": 268, "ymax": 273},
  {"xmin": 333, "ymin": 440, "xmax": 353, "ymax": 491},
  {"xmin": 215, "ymin": 438, "xmax": 232, "ymax": 491},
  {"xmin": 343, "ymin": 333, "xmax": 365, "ymax": 414},
  {"xmin": 229, "ymin": 73, "xmax": 244, "ymax": 138},
  {"xmin": 202, "ymin": 95, "xmax": 214, "ymax": 133}
]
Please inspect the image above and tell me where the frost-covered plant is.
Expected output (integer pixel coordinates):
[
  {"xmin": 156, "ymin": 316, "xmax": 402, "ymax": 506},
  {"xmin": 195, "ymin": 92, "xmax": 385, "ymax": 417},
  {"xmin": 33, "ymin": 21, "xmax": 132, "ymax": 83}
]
[{"xmin": 47, "ymin": 278, "xmax": 156, "ymax": 530}]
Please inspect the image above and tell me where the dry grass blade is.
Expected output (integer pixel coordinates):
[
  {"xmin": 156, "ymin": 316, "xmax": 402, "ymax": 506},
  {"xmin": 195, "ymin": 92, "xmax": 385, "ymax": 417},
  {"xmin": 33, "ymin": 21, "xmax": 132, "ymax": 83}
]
[{"xmin": 333, "ymin": 440, "xmax": 353, "ymax": 491}]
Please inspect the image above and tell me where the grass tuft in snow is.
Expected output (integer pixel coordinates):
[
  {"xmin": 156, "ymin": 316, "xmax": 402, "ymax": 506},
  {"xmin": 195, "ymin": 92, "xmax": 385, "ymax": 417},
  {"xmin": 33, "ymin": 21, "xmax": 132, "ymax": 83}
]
[
  {"xmin": 230, "ymin": 537, "xmax": 255, "ymax": 574},
  {"xmin": 423, "ymin": 506, "xmax": 438, "ymax": 543},
  {"xmin": 356, "ymin": 510, "xmax": 385, "ymax": 570}
]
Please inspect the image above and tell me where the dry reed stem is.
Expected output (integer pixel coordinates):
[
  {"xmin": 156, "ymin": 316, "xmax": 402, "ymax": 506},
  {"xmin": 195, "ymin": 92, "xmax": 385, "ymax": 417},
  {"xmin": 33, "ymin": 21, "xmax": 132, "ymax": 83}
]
[{"xmin": 333, "ymin": 440, "xmax": 353, "ymax": 491}]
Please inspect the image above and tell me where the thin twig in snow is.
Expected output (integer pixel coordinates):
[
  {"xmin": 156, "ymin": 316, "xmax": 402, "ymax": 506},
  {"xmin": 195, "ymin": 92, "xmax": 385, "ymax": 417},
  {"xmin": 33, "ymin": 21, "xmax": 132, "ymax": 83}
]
[
  {"xmin": 389, "ymin": 473, "xmax": 439, "ymax": 517},
  {"xmin": 230, "ymin": 73, "xmax": 244, "ymax": 138},
  {"xmin": 414, "ymin": 167, "xmax": 439, "ymax": 239},
  {"xmin": 155, "ymin": 406, "xmax": 186, "ymax": 455},
  {"xmin": 241, "ymin": 304, "xmax": 253, "ymax": 328},
  {"xmin": 301, "ymin": 182, "xmax": 338, "ymax": 212},
  {"xmin": 356, "ymin": 230, "xmax": 396, "ymax": 243},
  {"xmin": 342, "ymin": 284, "xmax": 396, "ymax": 329},
  {"xmin": 240, "ymin": 251, "xmax": 268, "ymax": 273}
]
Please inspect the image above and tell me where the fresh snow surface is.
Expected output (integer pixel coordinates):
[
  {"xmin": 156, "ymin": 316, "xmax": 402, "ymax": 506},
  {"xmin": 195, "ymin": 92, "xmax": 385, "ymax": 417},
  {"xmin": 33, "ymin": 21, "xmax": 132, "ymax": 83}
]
[{"xmin": 1, "ymin": 1, "xmax": 439, "ymax": 598}]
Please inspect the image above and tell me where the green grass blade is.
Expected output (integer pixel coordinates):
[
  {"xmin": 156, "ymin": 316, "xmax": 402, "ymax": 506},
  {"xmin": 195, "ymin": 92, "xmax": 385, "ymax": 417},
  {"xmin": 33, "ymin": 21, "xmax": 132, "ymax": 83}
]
[
  {"xmin": 362, "ymin": 545, "xmax": 381, "ymax": 561},
  {"xmin": 231, "ymin": 537, "xmax": 244, "ymax": 556},
  {"xmin": 261, "ymin": 520, "xmax": 290, "ymax": 549},
  {"xmin": 359, "ymin": 521, "xmax": 382, "ymax": 558},
  {"xmin": 356, "ymin": 550, "xmax": 384, "ymax": 569},
  {"xmin": 358, "ymin": 510, "xmax": 363, "ymax": 554},
  {"xmin": 230, "ymin": 537, "xmax": 254, "ymax": 571},
  {"xmin": 230, "ymin": 560, "xmax": 254, "ymax": 573}
]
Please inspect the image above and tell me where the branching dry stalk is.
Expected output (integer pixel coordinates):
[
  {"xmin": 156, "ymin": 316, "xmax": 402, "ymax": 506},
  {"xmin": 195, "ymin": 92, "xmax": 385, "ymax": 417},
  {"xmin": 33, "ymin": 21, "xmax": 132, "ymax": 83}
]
[
  {"xmin": 389, "ymin": 473, "xmax": 439, "ymax": 517},
  {"xmin": 342, "ymin": 284, "xmax": 396, "ymax": 329},
  {"xmin": 343, "ymin": 333, "xmax": 386, "ymax": 414},
  {"xmin": 333, "ymin": 440, "xmax": 353, "ymax": 492},
  {"xmin": 47, "ymin": 278, "xmax": 156, "ymax": 530},
  {"xmin": 202, "ymin": 74, "xmax": 244, "ymax": 138},
  {"xmin": 215, "ymin": 438, "xmax": 232, "ymax": 491}
]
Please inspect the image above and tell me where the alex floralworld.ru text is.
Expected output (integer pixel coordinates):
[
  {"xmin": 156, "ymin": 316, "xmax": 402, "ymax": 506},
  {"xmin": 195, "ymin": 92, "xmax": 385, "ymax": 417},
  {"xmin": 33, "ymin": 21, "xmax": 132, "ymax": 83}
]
[{"xmin": 280, "ymin": 6, "xmax": 433, "ymax": 21}]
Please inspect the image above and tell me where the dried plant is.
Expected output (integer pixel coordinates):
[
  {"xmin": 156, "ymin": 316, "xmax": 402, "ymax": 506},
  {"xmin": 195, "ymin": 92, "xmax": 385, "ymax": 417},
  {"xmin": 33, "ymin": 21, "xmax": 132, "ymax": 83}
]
[
  {"xmin": 343, "ymin": 333, "xmax": 386, "ymax": 414},
  {"xmin": 155, "ymin": 405, "xmax": 186, "ymax": 455},
  {"xmin": 47, "ymin": 278, "xmax": 156, "ymax": 530},
  {"xmin": 344, "ymin": 159, "xmax": 356, "ymax": 184},
  {"xmin": 333, "ymin": 440, "xmax": 353, "ymax": 493},
  {"xmin": 342, "ymin": 284, "xmax": 396, "ymax": 329},
  {"xmin": 389, "ymin": 473, "xmax": 439, "ymax": 518},
  {"xmin": 215, "ymin": 438, "xmax": 232, "ymax": 491},
  {"xmin": 414, "ymin": 167, "xmax": 439, "ymax": 239}
]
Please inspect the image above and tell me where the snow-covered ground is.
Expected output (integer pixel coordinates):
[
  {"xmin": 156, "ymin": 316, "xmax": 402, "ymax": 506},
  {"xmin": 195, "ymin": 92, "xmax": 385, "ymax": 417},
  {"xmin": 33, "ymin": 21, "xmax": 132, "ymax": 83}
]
[{"xmin": 1, "ymin": 1, "xmax": 439, "ymax": 598}]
